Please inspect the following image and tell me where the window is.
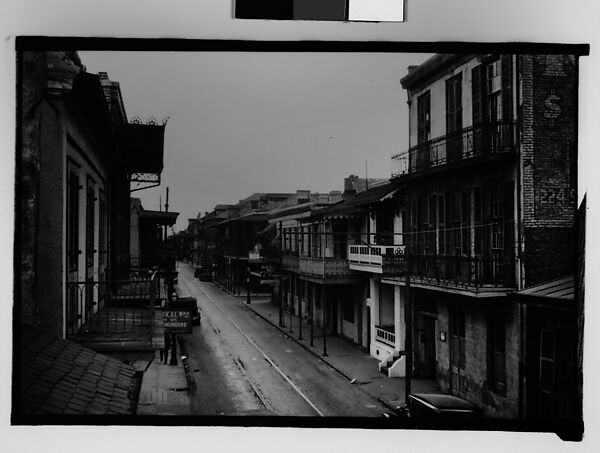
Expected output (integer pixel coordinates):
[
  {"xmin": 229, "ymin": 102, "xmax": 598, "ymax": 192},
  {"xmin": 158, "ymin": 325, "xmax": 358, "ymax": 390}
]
[
  {"xmin": 450, "ymin": 306, "xmax": 466, "ymax": 370},
  {"xmin": 67, "ymin": 170, "xmax": 80, "ymax": 272},
  {"xmin": 98, "ymin": 190, "xmax": 106, "ymax": 266},
  {"xmin": 85, "ymin": 178, "xmax": 96, "ymax": 270},
  {"xmin": 488, "ymin": 314, "xmax": 507, "ymax": 394},
  {"xmin": 487, "ymin": 60, "xmax": 502, "ymax": 94},
  {"xmin": 416, "ymin": 91, "xmax": 431, "ymax": 169},
  {"xmin": 491, "ymin": 187, "xmax": 504, "ymax": 250},
  {"xmin": 446, "ymin": 73, "xmax": 463, "ymax": 161},
  {"xmin": 417, "ymin": 91, "xmax": 431, "ymax": 143}
]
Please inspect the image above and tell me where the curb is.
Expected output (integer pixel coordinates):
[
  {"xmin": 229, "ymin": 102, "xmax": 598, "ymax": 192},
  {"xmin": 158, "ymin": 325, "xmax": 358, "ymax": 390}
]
[{"xmin": 241, "ymin": 302, "xmax": 402, "ymax": 415}]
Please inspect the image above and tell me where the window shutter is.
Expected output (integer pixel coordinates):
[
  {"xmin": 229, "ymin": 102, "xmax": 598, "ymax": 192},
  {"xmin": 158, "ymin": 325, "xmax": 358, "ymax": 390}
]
[
  {"xmin": 472, "ymin": 65, "xmax": 483, "ymax": 127},
  {"xmin": 482, "ymin": 187, "xmax": 492, "ymax": 258},
  {"xmin": 503, "ymin": 182, "xmax": 515, "ymax": 259},
  {"xmin": 501, "ymin": 55, "xmax": 513, "ymax": 122},
  {"xmin": 446, "ymin": 192, "xmax": 454, "ymax": 253}
]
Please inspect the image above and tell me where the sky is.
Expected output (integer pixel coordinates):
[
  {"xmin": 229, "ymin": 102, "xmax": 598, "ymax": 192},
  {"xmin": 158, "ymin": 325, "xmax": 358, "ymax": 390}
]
[{"xmin": 80, "ymin": 51, "xmax": 432, "ymax": 232}]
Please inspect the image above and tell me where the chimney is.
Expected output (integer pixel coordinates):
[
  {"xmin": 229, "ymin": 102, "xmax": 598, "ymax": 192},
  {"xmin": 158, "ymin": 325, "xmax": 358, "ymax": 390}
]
[{"xmin": 343, "ymin": 175, "xmax": 358, "ymax": 197}]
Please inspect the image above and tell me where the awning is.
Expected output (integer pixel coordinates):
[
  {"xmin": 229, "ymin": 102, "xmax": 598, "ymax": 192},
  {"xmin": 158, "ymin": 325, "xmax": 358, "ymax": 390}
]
[
  {"xmin": 514, "ymin": 275, "xmax": 575, "ymax": 310},
  {"xmin": 139, "ymin": 209, "xmax": 179, "ymax": 226},
  {"xmin": 515, "ymin": 275, "xmax": 574, "ymax": 301}
]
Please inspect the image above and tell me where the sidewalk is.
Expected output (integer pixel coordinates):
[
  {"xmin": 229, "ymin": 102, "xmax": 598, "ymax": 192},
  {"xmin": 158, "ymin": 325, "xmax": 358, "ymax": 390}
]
[
  {"xmin": 240, "ymin": 296, "xmax": 442, "ymax": 412},
  {"xmin": 136, "ymin": 351, "xmax": 192, "ymax": 415}
]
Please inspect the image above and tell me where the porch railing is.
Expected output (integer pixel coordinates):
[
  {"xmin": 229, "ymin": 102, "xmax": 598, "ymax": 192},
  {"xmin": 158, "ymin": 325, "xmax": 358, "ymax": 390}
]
[
  {"xmin": 348, "ymin": 244, "xmax": 405, "ymax": 268},
  {"xmin": 375, "ymin": 326, "xmax": 396, "ymax": 347},
  {"xmin": 299, "ymin": 256, "xmax": 351, "ymax": 278},
  {"xmin": 66, "ymin": 270, "xmax": 159, "ymax": 338},
  {"xmin": 391, "ymin": 120, "xmax": 517, "ymax": 178},
  {"xmin": 382, "ymin": 253, "xmax": 515, "ymax": 289}
]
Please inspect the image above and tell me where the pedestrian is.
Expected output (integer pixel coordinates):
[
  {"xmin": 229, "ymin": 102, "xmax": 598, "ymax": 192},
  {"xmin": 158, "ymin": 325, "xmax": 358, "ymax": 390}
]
[{"xmin": 161, "ymin": 333, "xmax": 171, "ymax": 364}]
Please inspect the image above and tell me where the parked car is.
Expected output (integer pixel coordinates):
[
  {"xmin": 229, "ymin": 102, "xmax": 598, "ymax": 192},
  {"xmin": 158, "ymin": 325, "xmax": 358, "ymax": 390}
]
[
  {"xmin": 194, "ymin": 266, "xmax": 212, "ymax": 282},
  {"xmin": 408, "ymin": 393, "xmax": 480, "ymax": 420},
  {"xmin": 169, "ymin": 296, "xmax": 200, "ymax": 326}
]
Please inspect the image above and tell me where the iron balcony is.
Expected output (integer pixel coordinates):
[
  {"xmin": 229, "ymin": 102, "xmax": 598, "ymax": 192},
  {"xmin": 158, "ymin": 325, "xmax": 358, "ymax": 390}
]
[
  {"xmin": 382, "ymin": 253, "xmax": 516, "ymax": 291},
  {"xmin": 391, "ymin": 120, "xmax": 517, "ymax": 179}
]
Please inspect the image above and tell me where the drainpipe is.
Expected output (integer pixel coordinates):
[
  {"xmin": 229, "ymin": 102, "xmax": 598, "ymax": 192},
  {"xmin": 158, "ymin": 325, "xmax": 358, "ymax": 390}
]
[{"xmin": 515, "ymin": 54, "xmax": 526, "ymax": 420}]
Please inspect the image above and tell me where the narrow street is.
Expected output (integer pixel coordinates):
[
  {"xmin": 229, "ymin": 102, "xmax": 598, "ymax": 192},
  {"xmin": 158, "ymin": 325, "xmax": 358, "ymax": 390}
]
[{"xmin": 175, "ymin": 262, "xmax": 390, "ymax": 417}]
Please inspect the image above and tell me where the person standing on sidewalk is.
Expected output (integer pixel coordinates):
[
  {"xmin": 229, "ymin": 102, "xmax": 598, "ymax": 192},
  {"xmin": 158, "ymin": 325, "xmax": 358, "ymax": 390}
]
[{"xmin": 161, "ymin": 333, "xmax": 171, "ymax": 364}]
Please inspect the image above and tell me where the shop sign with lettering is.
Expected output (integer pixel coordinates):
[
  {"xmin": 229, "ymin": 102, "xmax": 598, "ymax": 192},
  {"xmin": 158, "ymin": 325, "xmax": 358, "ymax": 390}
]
[{"xmin": 164, "ymin": 310, "xmax": 192, "ymax": 334}]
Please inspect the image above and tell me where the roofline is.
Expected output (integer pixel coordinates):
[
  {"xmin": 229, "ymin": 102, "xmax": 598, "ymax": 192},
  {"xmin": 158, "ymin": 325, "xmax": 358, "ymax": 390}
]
[{"xmin": 400, "ymin": 54, "xmax": 476, "ymax": 90}]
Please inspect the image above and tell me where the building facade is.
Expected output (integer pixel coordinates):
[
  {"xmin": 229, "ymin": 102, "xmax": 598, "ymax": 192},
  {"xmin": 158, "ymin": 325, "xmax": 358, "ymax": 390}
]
[
  {"xmin": 380, "ymin": 54, "xmax": 579, "ymax": 419},
  {"xmin": 19, "ymin": 51, "xmax": 168, "ymax": 355}
]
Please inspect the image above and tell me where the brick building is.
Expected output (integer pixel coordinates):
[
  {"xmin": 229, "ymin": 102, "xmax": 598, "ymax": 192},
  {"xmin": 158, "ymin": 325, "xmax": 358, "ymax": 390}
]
[{"xmin": 378, "ymin": 54, "xmax": 580, "ymax": 421}]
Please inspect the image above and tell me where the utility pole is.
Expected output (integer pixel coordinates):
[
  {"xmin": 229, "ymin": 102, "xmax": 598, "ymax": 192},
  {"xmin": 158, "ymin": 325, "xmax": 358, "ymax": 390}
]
[
  {"xmin": 246, "ymin": 265, "xmax": 251, "ymax": 304},
  {"xmin": 278, "ymin": 222, "xmax": 284, "ymax": 327}
]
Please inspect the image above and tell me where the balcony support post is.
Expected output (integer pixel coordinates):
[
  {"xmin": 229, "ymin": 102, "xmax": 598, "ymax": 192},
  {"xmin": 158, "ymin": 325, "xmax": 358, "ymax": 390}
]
[
  {"xmin": 323, "ymin": 288, "xmax": 327, "ymax": 357},
  {"xmin": 310, "ymin": 290, "xmax": 314, "ymax": 347},
  {"xmin": 278, "ymin": 223, "xmax": 284, "ymax": 327},
  {"xmin": 404, "ymin": 252, "xmax": 413, "ymax": 407},
  {"xmin": 298, "ymin": 280, "xmax": 303, "ymax": 340}
]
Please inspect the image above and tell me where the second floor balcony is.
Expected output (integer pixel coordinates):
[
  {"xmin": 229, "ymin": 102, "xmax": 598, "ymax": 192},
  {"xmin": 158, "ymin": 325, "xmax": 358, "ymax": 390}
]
[
  {"xmin": 391, "ymin": 120, "xmax": 517, "ymax": 178},
  {"xmin": 348, "ymin": 244, "xmax": 406, "ymax": 273},
  {"xmin": 66, "ymin": 270, "xmax": 164, "ymax": 353},
  {"xmin": 282, "ymin": 253, "xmax": 300, "ymax": 271},
  {"xmin": 382, "ymin": 253, "xmax": 516, "ymax": 293},
  {"xmin": 299, "ymin": 256, "xmax": 352, "ymax": 280}
]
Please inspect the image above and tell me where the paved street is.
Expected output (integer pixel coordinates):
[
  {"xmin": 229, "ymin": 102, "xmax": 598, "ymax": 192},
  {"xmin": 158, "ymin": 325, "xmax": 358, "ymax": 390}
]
[{"xmin": 175, "ymin": 262, "xmax": 391, "ymax": 417}]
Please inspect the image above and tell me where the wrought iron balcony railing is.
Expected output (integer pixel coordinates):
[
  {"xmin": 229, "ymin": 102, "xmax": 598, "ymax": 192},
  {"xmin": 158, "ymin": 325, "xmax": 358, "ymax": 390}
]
[
  {"xmin": 391, "ymin": 120, "xmax": 517, "ymax": 178},
  {"xmin": 282, "ymin": 253, "xmax": 300, "ymax": 271},
  {"xmin": 382, "ymin": 253, "xmax": 515, "ymax": 289},
  {"xmin": 66, "ymin": 271, "xmax": 160, "ymax": 339},
  {"xmin": 299, "ymin": 256, "xmax": 351, "ymax": 279}
]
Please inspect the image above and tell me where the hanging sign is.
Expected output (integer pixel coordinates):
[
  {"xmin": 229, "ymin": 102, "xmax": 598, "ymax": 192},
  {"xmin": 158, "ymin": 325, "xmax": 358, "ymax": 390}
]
[{"xmin": 163, "ymin": 310, "xmax": 192, "ymax": 334}]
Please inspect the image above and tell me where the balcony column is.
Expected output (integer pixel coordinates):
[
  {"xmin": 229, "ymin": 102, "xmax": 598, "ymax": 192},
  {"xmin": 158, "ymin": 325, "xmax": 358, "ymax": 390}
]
[
  {"xmin": 370, "ymin": 279, "xmax": 380, "ymax": 356},
  {"xmin": 394, "ymin": 285, "xmax": 405, "ymax": 351},
  {"xmin": 310, "ymin": 283, "xmax": 314, "ymax": 346},
  {"xmin": 298, "ymin": 280, "xmax": 303, "ymax": 340},
  {"xmin": 322, "ymin": 286, "xmax": 327, "ymax": 357}
]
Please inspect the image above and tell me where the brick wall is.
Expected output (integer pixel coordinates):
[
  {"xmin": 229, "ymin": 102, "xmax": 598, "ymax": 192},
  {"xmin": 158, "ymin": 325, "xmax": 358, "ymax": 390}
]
[
  {"xmin": 519, "ymin": 54, "xmax": 578, "ymax": 286},
  {"xmin": 19, "ymin": 52, "xmax": 47, "ymax": 327},
  {"xmin": 524, "ymin": 226, "xmax": 575, "ymax": 285}
]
